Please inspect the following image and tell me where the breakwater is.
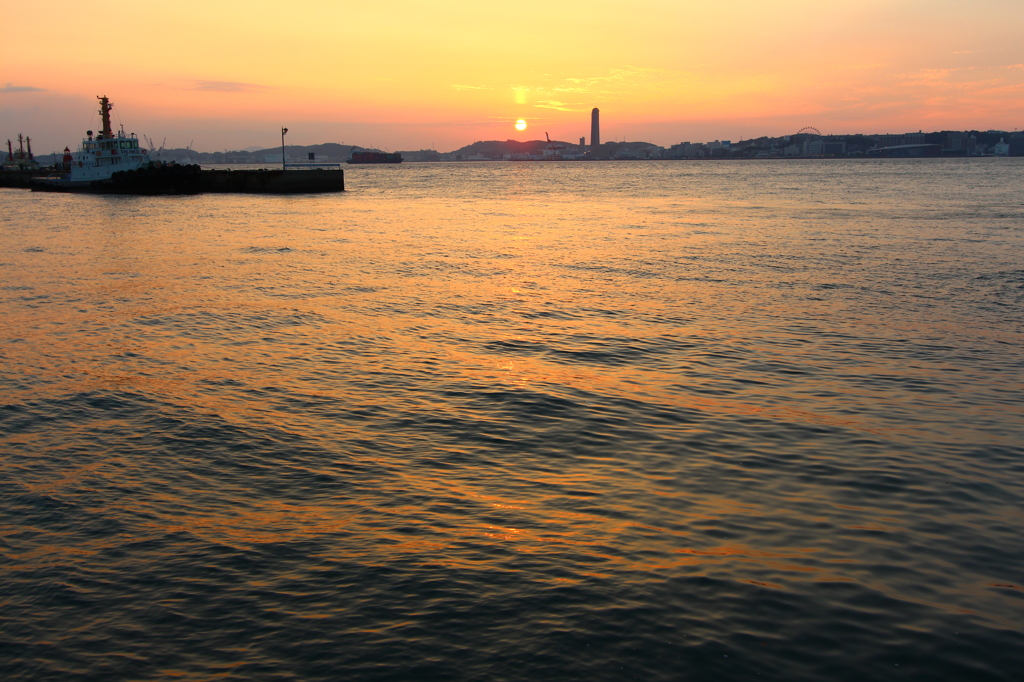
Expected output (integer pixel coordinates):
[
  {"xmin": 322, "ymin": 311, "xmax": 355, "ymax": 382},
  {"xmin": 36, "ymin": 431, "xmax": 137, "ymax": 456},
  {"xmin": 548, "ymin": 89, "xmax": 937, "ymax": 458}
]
[
  {"xmin": 3, "ymin": 167, "xmax": 345, "ymax": 194},
  {"xmin": 201, "ymin": 168, "xmax": 345, "ymax": 193},
  {"xmin": 0, "ymin": 169, "xmax": 36, "ymax": 188}
]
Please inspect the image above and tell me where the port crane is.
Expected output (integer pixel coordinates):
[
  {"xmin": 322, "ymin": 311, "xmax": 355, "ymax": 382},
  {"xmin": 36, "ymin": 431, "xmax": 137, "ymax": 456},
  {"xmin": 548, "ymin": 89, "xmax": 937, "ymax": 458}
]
[
  {"xmin": 544, "ymin": 132, "xmax": 565, "ymax": 159},
  {"xmin": 144, "ymin": 135, "xmax": 166, "ymax": 158}
]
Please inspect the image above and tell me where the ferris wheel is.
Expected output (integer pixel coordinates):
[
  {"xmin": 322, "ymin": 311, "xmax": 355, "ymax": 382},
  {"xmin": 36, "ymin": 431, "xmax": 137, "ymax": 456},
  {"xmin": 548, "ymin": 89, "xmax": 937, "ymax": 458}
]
[{"xmin": 795, "ymin": 126, "xmax": 821, "ymax": 136}]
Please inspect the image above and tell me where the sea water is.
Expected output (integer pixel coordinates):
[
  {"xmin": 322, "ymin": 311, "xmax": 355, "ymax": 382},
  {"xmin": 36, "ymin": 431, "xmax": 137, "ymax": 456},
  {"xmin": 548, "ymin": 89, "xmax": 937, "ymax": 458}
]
[{"xmin": 1, "ymin": 159, "xmax": 1023, "ymax": 681}]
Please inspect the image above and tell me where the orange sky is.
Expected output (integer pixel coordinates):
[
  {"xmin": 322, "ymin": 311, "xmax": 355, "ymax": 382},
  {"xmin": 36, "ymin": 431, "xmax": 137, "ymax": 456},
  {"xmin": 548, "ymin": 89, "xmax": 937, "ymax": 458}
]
[{"xmin": 3, "ymin": 0, "xmax": 1023, "ymax": 152}]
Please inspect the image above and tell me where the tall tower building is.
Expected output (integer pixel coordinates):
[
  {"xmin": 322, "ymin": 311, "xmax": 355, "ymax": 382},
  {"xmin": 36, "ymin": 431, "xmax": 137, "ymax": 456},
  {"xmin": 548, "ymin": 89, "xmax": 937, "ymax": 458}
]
[{"xmin": 591, "ymin": 108, "xmax": 600, "ymax": 149}]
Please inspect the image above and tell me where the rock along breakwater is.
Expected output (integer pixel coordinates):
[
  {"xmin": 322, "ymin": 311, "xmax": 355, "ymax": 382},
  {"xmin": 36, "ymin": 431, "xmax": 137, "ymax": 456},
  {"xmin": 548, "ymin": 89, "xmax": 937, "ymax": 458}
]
[{"xmin": 3, "ymin": 166, "xmax": 345, "ymax": 195}]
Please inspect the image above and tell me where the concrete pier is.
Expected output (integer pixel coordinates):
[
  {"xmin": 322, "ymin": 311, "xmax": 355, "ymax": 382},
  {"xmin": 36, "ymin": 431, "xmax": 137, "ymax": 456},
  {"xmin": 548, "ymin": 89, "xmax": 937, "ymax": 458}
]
[
  {"xmin": 0, "ymin": 169, "xmax": 37, "ymax": 188},
  {"xmin": 201, "ymin": 169, "xmax": 345, "ymax": 193},
  {"xmin": 21, "ymin": 167, "xmax": 345, "ymax": 195}
]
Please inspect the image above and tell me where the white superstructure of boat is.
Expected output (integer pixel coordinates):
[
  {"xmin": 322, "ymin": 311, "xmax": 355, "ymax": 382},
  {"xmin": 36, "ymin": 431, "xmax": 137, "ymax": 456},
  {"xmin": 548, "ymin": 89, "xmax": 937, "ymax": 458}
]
[{"xmin": 60, "ymin": 95, "xmax": 149, "ymax": 183}]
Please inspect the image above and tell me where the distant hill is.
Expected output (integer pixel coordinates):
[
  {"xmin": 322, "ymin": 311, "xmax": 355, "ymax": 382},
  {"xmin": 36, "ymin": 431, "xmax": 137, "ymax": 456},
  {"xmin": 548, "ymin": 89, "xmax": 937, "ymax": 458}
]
[
  {"xmin": 153, "ymin": 143, "xmax": 439, "ymax": 163},
  {"xmin": 199, "ymin": 144, "xmax": 368, "ymax": 163},
  {"xmin": 249, "ymin": 143, "xmax": 363, "ymax": 159},
  {"xmin": 445, "ymin": 139, "xmax": 583, "ymax": 160},
  {"xmin": 30, "ymin": 127, "xmax": 1018, "ymax": 167},
  {"xmin": 442, "ymin": 139, "xmax": 670, "ymax": 160}
]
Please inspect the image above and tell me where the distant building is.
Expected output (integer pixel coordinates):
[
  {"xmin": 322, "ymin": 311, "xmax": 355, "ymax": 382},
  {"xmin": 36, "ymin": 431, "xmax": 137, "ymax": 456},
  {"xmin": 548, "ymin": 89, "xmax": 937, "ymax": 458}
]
[
  {"xmin": 397, "ymin": 149, "xmax": 441, "ymax": 162},
  {"xmin": 614, "ymin": 147, "xmax": 651, "ymax": 160},
  {"xmin": 580, "ymin": 136, "xmax": 585, "ymax": 148},
  {"xmin": 878, "ymin": 132, "xmax": 925, "ymax": 147},
  {"xmin": 591, "ymin": 108, "xmax": 600, "ymax": 149},
  {"xmin": 1009, "ymin": 135, "xmax": 1024, "ymax": 157},
  {"xmin": 822, "ymin": 141, "xmax": 846, "ymax": 155},
  {"xmin": 947, "ymin": 131, "xmax": 968, "ymax": 152},
  {"xmin": 867, "ymin": 144, "xmax": 942, "ymax": 158},
  {"xmin": 803, "ymin": 139, "xmax": 824, "ymax": 156},
  {"xmin": 671, "ymin": 143, "xmax": 704, "ymax": 159}
]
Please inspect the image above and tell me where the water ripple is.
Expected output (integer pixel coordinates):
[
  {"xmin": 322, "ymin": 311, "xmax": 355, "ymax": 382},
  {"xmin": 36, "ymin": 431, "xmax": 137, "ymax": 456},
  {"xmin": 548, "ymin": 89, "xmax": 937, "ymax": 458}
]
[{"xmin": 1, "ymin": 161, "xmax": 1023, "ymax": 680}]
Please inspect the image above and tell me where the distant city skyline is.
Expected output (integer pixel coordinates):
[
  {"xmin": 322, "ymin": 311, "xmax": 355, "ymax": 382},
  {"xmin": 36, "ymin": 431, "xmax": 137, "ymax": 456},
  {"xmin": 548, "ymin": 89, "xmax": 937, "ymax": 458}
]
[
  {"xmin": 3, "ymin": 1, "xmax": 1023, "ymax": 153},
  {"xmin": 23, "ymin": 127, "xmax": 1013, "ymax": 165}
]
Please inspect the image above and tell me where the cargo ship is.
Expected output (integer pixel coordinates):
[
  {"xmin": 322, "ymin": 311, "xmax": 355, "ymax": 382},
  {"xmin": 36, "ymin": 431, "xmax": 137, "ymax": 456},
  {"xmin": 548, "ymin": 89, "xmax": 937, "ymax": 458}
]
[{"xmin": 347, "ymin": 151, "xmax": 402, "ymax": 164}]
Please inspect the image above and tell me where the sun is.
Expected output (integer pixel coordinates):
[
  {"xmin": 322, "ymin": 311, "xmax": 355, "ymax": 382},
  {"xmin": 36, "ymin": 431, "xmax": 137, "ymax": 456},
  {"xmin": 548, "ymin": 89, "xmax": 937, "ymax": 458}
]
[{"xmin": 515, "ymin": 119, "xmax": 527, "ymax": 131}]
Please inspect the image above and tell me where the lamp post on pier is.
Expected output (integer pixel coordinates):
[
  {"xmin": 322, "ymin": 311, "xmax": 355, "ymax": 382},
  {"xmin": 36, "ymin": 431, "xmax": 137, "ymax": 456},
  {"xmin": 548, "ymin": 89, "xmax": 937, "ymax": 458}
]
[{"xmin": 281, "ymin": 127, "xmax": 288, "ymax": 170}]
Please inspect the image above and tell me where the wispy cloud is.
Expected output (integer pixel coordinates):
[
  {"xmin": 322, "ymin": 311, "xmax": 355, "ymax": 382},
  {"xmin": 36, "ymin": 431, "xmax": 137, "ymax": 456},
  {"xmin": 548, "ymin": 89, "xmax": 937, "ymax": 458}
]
[
  {"xmin": 193, "ymin": 80, "xmax": 267, "ymax": 92},
  {"xmin": 560, "ymin": 67, "xmax": 681, "ymax": 93},
  {"xmin": 1, "ymin": 83, "xmax": 45, "ymax": 93},
  {"xmin": 533, "ymin": 100, "xmax": 587, "ymax": 112},
  {"xmin": 451, "ymin": 84, "xmax": 491, "ymax": 91},
  {"xmin": 512, "ymin": 67, "xmax": 697, "ymax": 112},
  {"xmin": 540, "ymin": 67, "xmax": 701, "ymax": 101},
  {"xmin": 837, "ymin": 63, "xmax": 889, "ymax": 71}
]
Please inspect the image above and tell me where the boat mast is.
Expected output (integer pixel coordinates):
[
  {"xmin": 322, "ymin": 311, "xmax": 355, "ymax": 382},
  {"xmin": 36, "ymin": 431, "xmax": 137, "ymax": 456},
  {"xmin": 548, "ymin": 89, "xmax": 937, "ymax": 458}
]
[{"xmin": 97, "ymin": 96, "xmax": 113, "ymax": 139}]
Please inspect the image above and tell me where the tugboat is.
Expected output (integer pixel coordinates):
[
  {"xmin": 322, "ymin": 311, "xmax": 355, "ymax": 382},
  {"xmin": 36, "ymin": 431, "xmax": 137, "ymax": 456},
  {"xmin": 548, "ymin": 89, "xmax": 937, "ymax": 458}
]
[
  {"xmin": 22, "ymin": 96, "xmax": 343, "ymax": 194},
  {"xmin": 32, "ymin": 96, "xmax": 200, "ymax": 193}
]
